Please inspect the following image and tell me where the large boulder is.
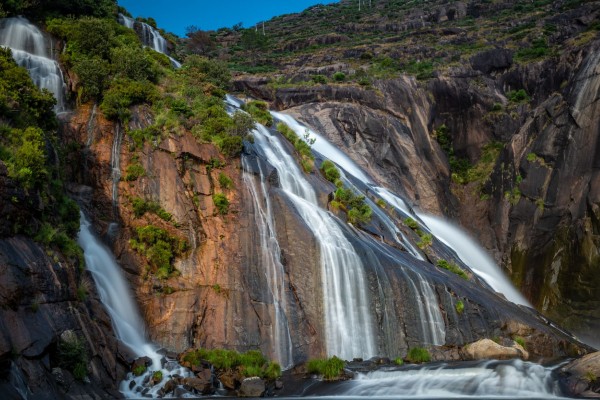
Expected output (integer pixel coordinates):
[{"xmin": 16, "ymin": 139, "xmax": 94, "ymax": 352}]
[
  {"xmin": 561, "ymin": 352, "xmax": 600, "ymax": 397},
  {"xmin": 461, "ymin": 339, "xmax": 529, "ymax": 361},
  {"xmin": 238, "ymin": 377, "xmax": 266, "ymax": 397}
]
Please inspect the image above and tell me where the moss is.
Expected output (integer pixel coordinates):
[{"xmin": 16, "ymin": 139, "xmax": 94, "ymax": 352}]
[
  {"xmin": 183, "ymin": 348, "xmax": 281, "ymax": 380},
  {"xmin": 455, "ymin": 300, "xmax": 465, "ymax": 313},
  {"xmin": 218, "ymin": 172, "xmax": 233, "ymax": 189},
  {"xmin": 213, "ymin": 193, "xmax": 230, "ymax": 215},
  {"xmin": 132, "ymin": 364, "xmax": 147, "ymax": 376},
  {"xmin": 514, "ymin": 336, "xmax": 527, "ymax": 349}
]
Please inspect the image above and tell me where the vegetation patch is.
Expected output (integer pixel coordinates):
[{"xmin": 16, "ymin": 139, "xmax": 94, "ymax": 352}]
[
  {"xmin": 306, "ymin": 356, "xmax": 345, "ymax": 380},
  {"xmin": 57, "ymin": 334, "xmax": 88, "ymax": 381},
  {"xmin": 404, "ymin": 218, "xmax": 432, "ymax": 249},
  {"xmin": 406, "ymin": 347, "xmax": 431, "ymax": 363},
  {"xmin": 277, "ymin": 122, "xmax": 315, "ymax": 173},
  {"xmin": 242, "ymin": 101, "xmax": 273, "ymax": 126},
  {"xmin": 455, "ymin": 300, "xmax": 465, "ymax": 314},
  {"xmin": 129, "ymin": 225, "xmax": 188, "ymax": 279},
  {"xmin": 182, "ymin": 348, "xmax": 281, "ymax": 380},
  {"xmin": 437, "ymin": 259, "xmax": 469, "ymax": 280},
  {"xmin": 213, "ymin": 193, "xmax": 230, "ymax": 215},
  {"xmin": 131, "ymin": 197, "xmax": 172, "ymax": 221}
]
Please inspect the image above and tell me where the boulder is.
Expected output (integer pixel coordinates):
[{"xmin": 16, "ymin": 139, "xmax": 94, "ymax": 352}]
[
  {"xmin": 561, "ymin": 352, "xmax": 600, "ymax": 397},
  {"xmin": 238, "ymin": 377, "xmax": 265, "ymax": 397},
  {"xmin": 218, "ymin": 370, "xmax": 242, "ymax": 390},
  {"xmin": 470, "ymin": 48, "xmax": 513, "ymax": 74},
  {"xmin": 182, "ymin": 375, "xmax": 214, "ymax": 395},
  {"xmin": 461, "ymin": 339, "xmax": 529, "ymax": 361}
]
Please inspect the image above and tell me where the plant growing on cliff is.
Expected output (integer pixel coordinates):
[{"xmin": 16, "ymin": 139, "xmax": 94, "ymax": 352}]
[
  {"xmin": 57, "ymin": 334, "xmax": 88, "ymax": 381},
  {"xmin": 218, "ymin": 172, "xmax": 233, "ymax": 189},
  {"xmin": 124, "ymin": 160, "xmax": 146, "ymax": 181},
  {"xmin": 437, "ymin": 259, "xmax": 469, "ymax": 280},
  {"xmin": 182, "ymin": 348, "xmax": 281, "ymax": 380},
  {"xmin": 406, "ymin": 347, "xmax": 431, "ymax": 363},
  {"xmin": 514, "ymin": 336, "xmax": 527, "ymax": 349},
  {"xmin": 307, "ymin": 356, "xmax": 345, "ymax": 380},
  {"xmin": 213, "ymin": 193, "xmax": 230, "ymax": 215},
  {"xmin": 455, "ymin": 300, "xmax": 465, "ymax": 313},
  {"xmin": 242, "ymin": 101, "xmax": 273, "ymax": 126},
  {"xmin": 131, "ymin": 197, "xmax": 172, "ymax": 222},
  {"xmin": 277, "ymin": 122, "xmax": 315, "ymax": 173},
  {"xmin": 129, "ymin": 225, "xmax": 187, "ymax": 279},
  {"xmin": 321, "ymin": 160, "xmax": 341, "ymax": 182}
]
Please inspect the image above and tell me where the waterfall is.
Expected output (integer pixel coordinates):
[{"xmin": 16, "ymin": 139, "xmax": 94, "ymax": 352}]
[
  {"xmin": 117, "ymin": 14, "xmax": 181, "ymax": 68},
  {"xmin": 111, "ymin": 123, "xmax": 123, "ymax": 208},
  {"xmin": 242, "ymin": 156, "xmax": 294, "ymax": 369},
  {"xmin": 314, "ymin": 360, "xmax": 564, "ymax": 398},
  {"xmin": 77, "ymin": 213, "xmax": 161, "ymax": 366},
  {"xmin": 418, "ymin": 214, "xmax": 531, "ymax": 307},
  {"xmin": 77, "ymin": 212, "xmax": 190, "ymax": 397},
  {"xmin": 250, "ymin": 123, "xmax": 377, "ymax": 360},
  {"xmin": 0, "ymin": 17, "xmax": 67, "ymax": 112}
]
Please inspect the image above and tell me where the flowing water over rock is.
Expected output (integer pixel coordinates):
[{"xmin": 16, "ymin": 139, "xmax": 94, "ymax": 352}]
[
  {"xmin": 117, "ymin": 13, "xmax": 181, "ymax": 68},
  {"xmin": 249, "ymin": 123, "xmax": 377, "ymax": 360},
  {"xmin": 418, "ymin": 214, "xmax": 531, "ymax": 307},
  {"xmin": 303, "ymin": 360, "xmax": 566, "ymax": 399},
  {"xmin": 77, "ymin": 213, "xmax": 191, "ymax": 397},
  {"xmin": 0, "ymin": 16, "xmax": 66, "ymax": 112}
]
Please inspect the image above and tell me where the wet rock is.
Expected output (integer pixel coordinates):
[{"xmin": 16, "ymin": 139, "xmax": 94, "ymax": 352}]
[
  {"xmin": 183, "ymin": 375, "xmax": 214, "ymax": 395},
  {"xmin": 131, "ymin": 356, "xmax": 152, "ymax": 374},
  {"xmin": 158, "ymin": 378, "xmax": 178, "ymax": 396},
  {"xmin": 238, "ymin": 377, "xmax": 266, "ymax": 397},
  {"xmin": 561, "ymin": 352, "xmax": 600, "ymax": 397},
  {"xmin": 461, "ymin": 339, "xmax": 529, "ymax": 361},
  {"xmin": 218, "ymin": 370, "xmax": 242, "ymax": 390},
  {"xmin": 470, "ymin": 48, "xmax": 513, "ymax": 74}
]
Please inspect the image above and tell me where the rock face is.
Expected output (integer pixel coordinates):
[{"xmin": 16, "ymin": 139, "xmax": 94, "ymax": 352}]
[
  {"xmin": 561, "ymin": 351, "xmax": 600, "ymax": 397},
  {"xmin": 238, "ymin": 377, "xmax": 266, "ymax": 398},
  {"xmin": 0, "ymin": 236, "xmax": 128, "ymax": 398}
]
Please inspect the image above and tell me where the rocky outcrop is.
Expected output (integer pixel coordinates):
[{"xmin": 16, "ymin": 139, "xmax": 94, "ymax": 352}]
[
  {"xmin": 561, "ymin": 352, "xmax": 600, "ymax": 397},
  {"xmin": 0, "ymin": 235, "xmax": 128, "ymax": 398},
  {"xmin": 461, "ymin": 338, "xmax": 528, "ymax": 361}
]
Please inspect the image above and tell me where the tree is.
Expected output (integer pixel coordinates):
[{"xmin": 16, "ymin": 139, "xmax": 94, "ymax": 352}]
[
  {"xmin": 241, "ymin": 29, "xmax": 269, "ymax": 51},
  {"xmin": 185, "ymin": 26, "xmax": 215, "ymax": 55}
]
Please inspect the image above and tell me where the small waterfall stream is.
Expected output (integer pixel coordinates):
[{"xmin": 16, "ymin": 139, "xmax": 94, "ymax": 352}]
[
  {"xmin": 242, "ymin": 156, "xmax": 294, "ymax": 369},
  {"xmin": 0, "ymin": 16, "xmax": 67, "ymax": 112},
  {"xmin": 78, "ymin": 213, "xmax": 191, "ymax": 397},
  {"xmin": 110, "ymin": 123, "xmax": 123, "ymax": 208},
  {"xmin": 117, "ymin": 13, "xmax": 181, "ymax": 68}
]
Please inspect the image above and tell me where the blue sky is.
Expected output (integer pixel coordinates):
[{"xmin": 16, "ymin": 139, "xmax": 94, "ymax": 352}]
[{"xmin": 118, "ymin": 0, "xmax": 339, "ymax": 36}]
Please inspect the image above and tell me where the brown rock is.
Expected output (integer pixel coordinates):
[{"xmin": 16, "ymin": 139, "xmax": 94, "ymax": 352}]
[
  {"xmin": 183, "ymin": 375, "xmax": 214, "ymax": 395},
  {"xmin": 218, "ymin": 370, "xmax": 241, "ymax": 390},
  {"xmin": 238, "ymin": 377, "xmax": 265, "ymax": 398},
  {"xmin": 461, "ymin": 339, "xmax": 529, "ymax": 361}
]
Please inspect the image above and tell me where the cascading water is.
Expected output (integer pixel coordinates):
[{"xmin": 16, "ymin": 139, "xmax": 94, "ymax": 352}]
[
  {"xmin": 117, "ymin": 14, "xmax": 181, "ymax": 68},
  {"xmin": 0, "ymin": 16, "xmax": 66, "ymax": 112},
  {"xmin": 77, "ymin": 213, "xmax": 190, "ymax": 397},
  {"xmin": 242, "ymin": 156, "xmax": 294, "ymax": 369},
  {"xmin": 307, "ymin": 360, "xmax": 566, "ymax": 399},
  {"xmin": 111, "ymin": 123, "xmax": 123, "ymax": 208},
  {"xmin": 249, "ymin": 123, "xmax": 377, "ymax": 360},
  {"xmin": 418, "ymin": 214, "xmax": 531, "ymax": 307}
]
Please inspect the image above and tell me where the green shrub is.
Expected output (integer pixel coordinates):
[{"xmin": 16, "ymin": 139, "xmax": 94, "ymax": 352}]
[
  {"xmin": 312, "ymin": 74, "xmax": 328, "ymax": 84},
  {"xmin": 218, "ymin": 172, "xmax": 233, "ymax": 189},
  {"xmin": 507, "ymin": 89, "xmax": 530, "ymax": 103},
  {"xmin": 72, "ymin": 56, "xmax": 110, "ymax": 101},
  {"xmin": 332, "ymin": 71, "xmax": 346, "ymax": 82},
  {"xmin": 394, "ymin": 357, "xmax": 404, "ymax": 365},
  {"xmin": 437, "ymin": 259, "xmax": 469, "ymax": 280},
  {"xmin": 152, "ymin": 370, "xmax": 163, "ymax": 383},
  {"xmin": 307, "ymin": 356, "xmax": 345, "ymax": 380},
  {"xmin": 129, "ymin": 125, "xmax": 161, "ymax": 149},
  {"xmin": 101, "ymin": 79, "xmax": 159, "ymax": 121},
  {"xmin": 57, "ymin": 335, "xmax": 88, "ymax": 381},
  {"xmin": 526, "ymin": 152, "xmax": 538, "ymax": 162},
  {"xmin": 455, "ymin": 300, "xmax": 465, "ymax": 313},
  {"xmin": 276, "ymin": 122, "xmax": 315, "ymax": 172},
  {"xmin": 406, "ymin": 347, "xmax": 431, "ymax": 363},
  {"xmin": 130, "ymin": 197, "xmax": 172, "ymax": 221},
  {"xmin": 129, "ymin": 225, "xmax": 187, "ymax": 278},
  {"xmin": 321, "ymin": 160, "xmax": 341, "ymax": 182},
  {"xmin": 404, "ymin": 217, "xmax": 419, "ymax": 230},
  {"xmin": 124, "ymin": 162, "xmax": 145, "ymax": 181},
  {"xmin": 417, "ymin": 233, "xmax": 433, "ymax": 249},
  {"xmin": 242, "ymin": 101, "xmax": 273, "ymax": 126},
  {"xmin": 213, "ymin": 193, "xmax": 230, "ymax": 215},
  {"xmin": 132, "ymin": 364, "xmax": 147, "ymax": 376},
  {"xmin": 183, "ymin": 348, "xmax": 280, "ymax": 380}
]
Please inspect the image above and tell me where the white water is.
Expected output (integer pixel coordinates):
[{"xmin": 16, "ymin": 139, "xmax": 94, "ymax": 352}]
[
  {"xmin": 336, "ymin": 360, "xmax": 563, "ymax": 398},
  {"xmin": 111, "ymin": 124, "xmax": 123, "ymax": 207},
  {"xmin": 242, "ymin": 156, "xmax": 294, "ymax": 369},
  {"xmin": 117, "ymin": 13, "xmax": 181, "ymax": 68},
  {"xmin": 0, "ymin": 17, "xmax": 66, "ymax": 112},
  {"xmin": 251, "ymin": 124, "xmax": 377, "ymax": 360},
  {"xmin": 78, "ymin": 213, "xmax": 191, "ymax": 397},
  {"xmin": 271, "ymin": 111, "xmax": 372, "ymax": 183},
  {"xmin": 419, "ymin": 214, "xmax": 531, "ymax": 307},
  {"xmin": 78, "ymin": 213, "xmax": 161, "ymax": 366}
]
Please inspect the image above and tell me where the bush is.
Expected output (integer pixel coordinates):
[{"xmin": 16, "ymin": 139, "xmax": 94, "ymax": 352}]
[
  {"xmin": 219, "ymin": 172, "xmax": 233, "ymax": 189},
  {"xmin": 514, "ymin": 336, "xmax": 527, "ymax": 349},
  {"xmin": 152, "ymin": 370, "xmax": 163, "ymax": 383},
  {"xmin": 306, "ymin": 356, "xmax": 345, "ymax": 380},
  {"xmin": 101, "ymin": 79, "xmax": 159, "ymax": 121},
  {"xmin": 394, "ymin": 357, "xmax": 404, "ymax": 365},
  {"xmin": 332, "ymin": 71, "xmax": 346, "ymax": 82},
  {"xmin": 404, "ymin": 217, "xmax": 419, "ymax": 230},
  {"xmin": 57, "ymin": 335, "xmax": 88, "ymax": 381},
  {"xmin": 437, "ymin": 259, "xmax": 469, "ymax": 280},
  {"xmin": 507, "ymin": 89, "xmax": 530, "ymax": 103},
  {"xmin": 72, "ymin": 56, "xmax": 110, "ymax": 101},
  {"xmin": 312, "ymin": 74, "xmax": 328, "ymax": 84},
  {"xmin": 129, "ymin": 225, "xmax": 187, "ymax": 278},
  {"xmin": 321, "ymin": 160, "xmax": 340, "ymax": 182},
  {"xmin": 182, "ymin": 348, "xmax": 281, "ymax": 380},
  {"xmin": 417, "ymin": 233, "xmax": 433, "ymax": 249},
  {"xmin": 110, "ymin": 44, "xmax": 157, "ymax": 82},
  {"xmin": 277, "ymin": 122, "xmax": 315, "ymax": 172},
  {"xmin": 406, "ymin": 347, "xmax": 431, "ymax": 363},
  {"xmin": 124, "ymin": 161, "xmax": 145, "ymax": 181},
  {"xmin": 455, "ymin": 300, "xmax": 465, "ymax": 314},
  {"xmin": 213, "ymin": 193, "xmax": 230, "ymax": 215},
  {"xmin": 242, "ymin": 101, "xmax": 273, "ymax": 126},
  {"xmin": 132, "ymin": 364, "xmax": 147, "ymax": 376}
]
